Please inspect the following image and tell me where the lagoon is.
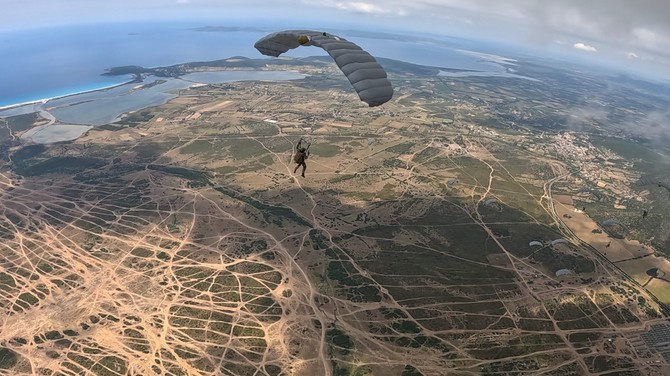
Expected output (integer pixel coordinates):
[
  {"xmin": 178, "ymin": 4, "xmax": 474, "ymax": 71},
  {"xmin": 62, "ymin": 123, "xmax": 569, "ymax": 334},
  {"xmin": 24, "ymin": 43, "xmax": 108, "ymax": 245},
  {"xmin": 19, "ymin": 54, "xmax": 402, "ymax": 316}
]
[
  {"xmin": 0, "ymin": 21, "xmax": 525, "ymax": 110},
  {"xmin": 20, "ymin": 123, "xmax": 93, "ymax": 144},
  {"xmin": 47, "ymin": 70, "xmax": 306, "ymax": 126},
  {"xmin": 437, "ymin": 69, "xmax": 540, "ymax": 81},
  {"xmin": 1, "ymin": 69, "xmax": 307, "ymax": 144},
  {"xmin": 181, "ymin": 70, "xmax": 306, "ymax": 84}
]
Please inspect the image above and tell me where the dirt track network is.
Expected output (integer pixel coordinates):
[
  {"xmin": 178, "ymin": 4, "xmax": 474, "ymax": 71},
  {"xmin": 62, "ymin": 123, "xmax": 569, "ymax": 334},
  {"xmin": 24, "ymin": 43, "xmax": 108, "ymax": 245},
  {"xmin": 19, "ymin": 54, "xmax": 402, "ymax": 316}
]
[{"xmin": 1, "ymin": 59, "xmax": 670, "ymax": 376}]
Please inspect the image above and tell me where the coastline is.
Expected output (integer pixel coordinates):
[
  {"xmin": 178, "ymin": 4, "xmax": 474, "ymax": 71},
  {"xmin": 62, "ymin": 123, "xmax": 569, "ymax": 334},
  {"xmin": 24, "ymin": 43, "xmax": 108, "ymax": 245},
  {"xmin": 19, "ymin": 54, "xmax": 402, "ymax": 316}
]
[{"xmin": 0, "ymin": 76, "xmax": 137, "ymax": 113}]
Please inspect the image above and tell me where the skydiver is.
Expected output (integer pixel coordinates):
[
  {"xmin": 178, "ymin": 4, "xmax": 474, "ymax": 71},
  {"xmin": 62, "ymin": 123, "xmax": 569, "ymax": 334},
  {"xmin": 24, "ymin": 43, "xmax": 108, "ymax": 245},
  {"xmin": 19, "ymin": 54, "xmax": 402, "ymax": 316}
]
[
  {"xmin": 293, "ymin": 137, "xmax": 310, "ymax": 178},
  {"xmin": 643, "ymin": 210, "xmax": 648, "ymax": 219}
]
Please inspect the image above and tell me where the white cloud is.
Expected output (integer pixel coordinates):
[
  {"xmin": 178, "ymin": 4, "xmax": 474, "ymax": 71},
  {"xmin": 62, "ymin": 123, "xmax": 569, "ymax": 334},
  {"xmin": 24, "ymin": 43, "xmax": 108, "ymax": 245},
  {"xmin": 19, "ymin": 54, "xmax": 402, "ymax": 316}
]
[
  {"xmin": 631, "ymin": 111, "xmax": 670, "ymax": 146},
  {"xmin": 298, "ymin": 1, "xmax": 670, "ymax": 66},
  {"xmin": 626, "ymin": 52, "xmax": 639, "ymax": 59},
  {"xmin": 3, "ymin": 0, "xmax": 670, "ymax": 78},
  {"xmin": 632, "ymin": 27, "xmax": 662, "ymax": 50},
  {"xmin": 573, "ymin": 42, "xmax": 597, "ymax": 52},
  {"xmin": 304, "ymin": 1, "xmax": 398, "ymax": 15},
  {"xmin": 566, "ymin": 106, "xmax": 609, "ymax": 131},
  {"xmin": 339, "ymin": 2, "xmax": 383, "ymax": 13}
]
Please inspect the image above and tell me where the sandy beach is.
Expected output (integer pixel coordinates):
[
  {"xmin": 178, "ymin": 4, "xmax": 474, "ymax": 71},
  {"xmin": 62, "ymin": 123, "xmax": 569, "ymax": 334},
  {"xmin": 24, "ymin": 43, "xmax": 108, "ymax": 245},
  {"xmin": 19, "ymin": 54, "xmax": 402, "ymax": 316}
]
[{"xmin": 0, "ymin": 79, "xmax": 135, "ymax": 114}]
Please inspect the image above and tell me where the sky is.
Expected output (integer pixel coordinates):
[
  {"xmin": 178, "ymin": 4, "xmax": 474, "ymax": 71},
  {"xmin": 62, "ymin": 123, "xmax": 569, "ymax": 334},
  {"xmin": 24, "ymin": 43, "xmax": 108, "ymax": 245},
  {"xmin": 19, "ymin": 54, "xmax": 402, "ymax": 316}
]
[{"xmin": 2, "ymin": 0, "xmax": 670, "ymax": 79}]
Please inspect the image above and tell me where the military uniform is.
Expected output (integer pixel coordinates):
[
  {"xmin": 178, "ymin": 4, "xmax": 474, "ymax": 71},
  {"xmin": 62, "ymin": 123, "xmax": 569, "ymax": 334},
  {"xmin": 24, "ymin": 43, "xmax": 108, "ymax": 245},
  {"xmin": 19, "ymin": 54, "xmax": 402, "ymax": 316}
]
[{"xmin": 293, "ymin": 139, "xmax": 309, "ymax": 177}]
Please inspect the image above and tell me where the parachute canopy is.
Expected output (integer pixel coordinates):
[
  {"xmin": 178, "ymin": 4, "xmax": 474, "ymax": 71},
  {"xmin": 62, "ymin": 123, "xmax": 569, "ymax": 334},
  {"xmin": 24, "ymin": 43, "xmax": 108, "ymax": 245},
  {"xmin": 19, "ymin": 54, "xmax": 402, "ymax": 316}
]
[
  {"xmin": 447, "ymin": 178, "xmax": 458, "ymax": 186},
  {"xmin": 577, "ymin": 187, "xmax": 602, "ymax": 199},
  {"xmin": 529, "ymin": 241, "xmax": 543, "ymax": 247},
  {"xmin": 602, "ymin": 219, "xmax": 620, "ymax": 226},
  {"xmin": 551, "ymin": 238, "xmax": 568, "ymax": 246},
  {"xmin": 602, "ymin": 219, "xmax": 629, "ymax": 233},
  {"xmin": 555, "ymin": 268, "xmax": 574, "ymax": 277},
  {"xmin": 254, "ymin": 30, "xmax": 394, "ymax": 107},
  {"xmin": 636, "ymin": 177, "xmax": 670, "ymax": 193},
  {"xmin": 367, "ymin": 138, "xmax": 376, "ymax": 146},
  {"xmin": 484, "ymin": 198, "xmax": 498, "ymax": 206},
  {"xmin": 636, "ymin": 176, "xmax": 654, "ymax": 187}
]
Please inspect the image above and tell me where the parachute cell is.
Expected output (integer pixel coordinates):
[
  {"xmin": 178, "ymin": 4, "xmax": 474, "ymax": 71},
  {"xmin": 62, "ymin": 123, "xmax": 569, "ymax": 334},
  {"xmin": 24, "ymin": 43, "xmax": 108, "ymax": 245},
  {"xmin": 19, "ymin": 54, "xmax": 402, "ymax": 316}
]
[{"xmin": 254, "ymin": 30, "xmax": 394, "ymax": 107}]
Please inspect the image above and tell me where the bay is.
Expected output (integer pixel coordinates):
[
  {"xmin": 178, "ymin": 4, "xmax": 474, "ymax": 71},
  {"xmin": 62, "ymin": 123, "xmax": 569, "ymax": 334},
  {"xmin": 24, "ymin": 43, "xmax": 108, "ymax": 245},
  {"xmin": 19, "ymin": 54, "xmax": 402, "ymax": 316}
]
[
  {"xmin": 0, "ymin": 21, "xmax": 267, "ymax": 108},
  {"xmin": 0, "ymin": 21, "xmax": 517, "ymax": 110},
  {"xmin": 49, "ymin": 71, "xmax": 306, "ymax": 126}
]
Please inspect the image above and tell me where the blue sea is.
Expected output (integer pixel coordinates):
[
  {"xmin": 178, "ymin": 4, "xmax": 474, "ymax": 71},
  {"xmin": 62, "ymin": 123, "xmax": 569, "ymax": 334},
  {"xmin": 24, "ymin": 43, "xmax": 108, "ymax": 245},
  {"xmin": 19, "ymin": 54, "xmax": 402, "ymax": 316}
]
[
  {"xmin": 0, "ymin": 22, "xmax": 266, "ymax": 108},
  {"xmin": 0, "ymin": 21, "xmax": 528, "ymax": 110}
]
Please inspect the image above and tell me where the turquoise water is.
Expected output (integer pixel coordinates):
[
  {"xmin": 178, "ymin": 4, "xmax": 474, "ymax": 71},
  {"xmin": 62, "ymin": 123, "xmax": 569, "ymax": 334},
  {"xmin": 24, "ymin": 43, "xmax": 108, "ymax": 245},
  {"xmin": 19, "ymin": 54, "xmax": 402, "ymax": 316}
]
[
  {"xmin": 0, "ymin": 21, "xmax": 267, "ymax": 109},
  {"xmin": 48, "ymin": 71, "xmax": 306, "ymax": 126},
  {"xmin": 0, "ymin": 79, "xmax": 133, "ymax": 109}
]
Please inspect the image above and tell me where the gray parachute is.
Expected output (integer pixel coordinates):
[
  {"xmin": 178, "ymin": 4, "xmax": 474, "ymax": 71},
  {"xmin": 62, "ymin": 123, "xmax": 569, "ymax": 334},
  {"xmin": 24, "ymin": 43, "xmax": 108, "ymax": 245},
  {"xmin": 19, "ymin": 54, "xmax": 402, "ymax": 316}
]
[
  {"xmin": 602, "ymin": 219, "xmax": 629, "ymax": 233},
  {"xmin": 551, "ymin": 238, "xmax": 569, "ymax": 246},
  {"xmin": 254, "ymin": 30, "xmax": 394, "ymax": 107},
  {"xmin": 636, "ymin": 176, "xmax": 670, "ymax": 193},
  {"xmin": 555, "ymin": 269, "xmax": 574, "ymax": 277},
  {"xmin": 484, "ymin": 198, "xmax": 498, "ymax": 206}
]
